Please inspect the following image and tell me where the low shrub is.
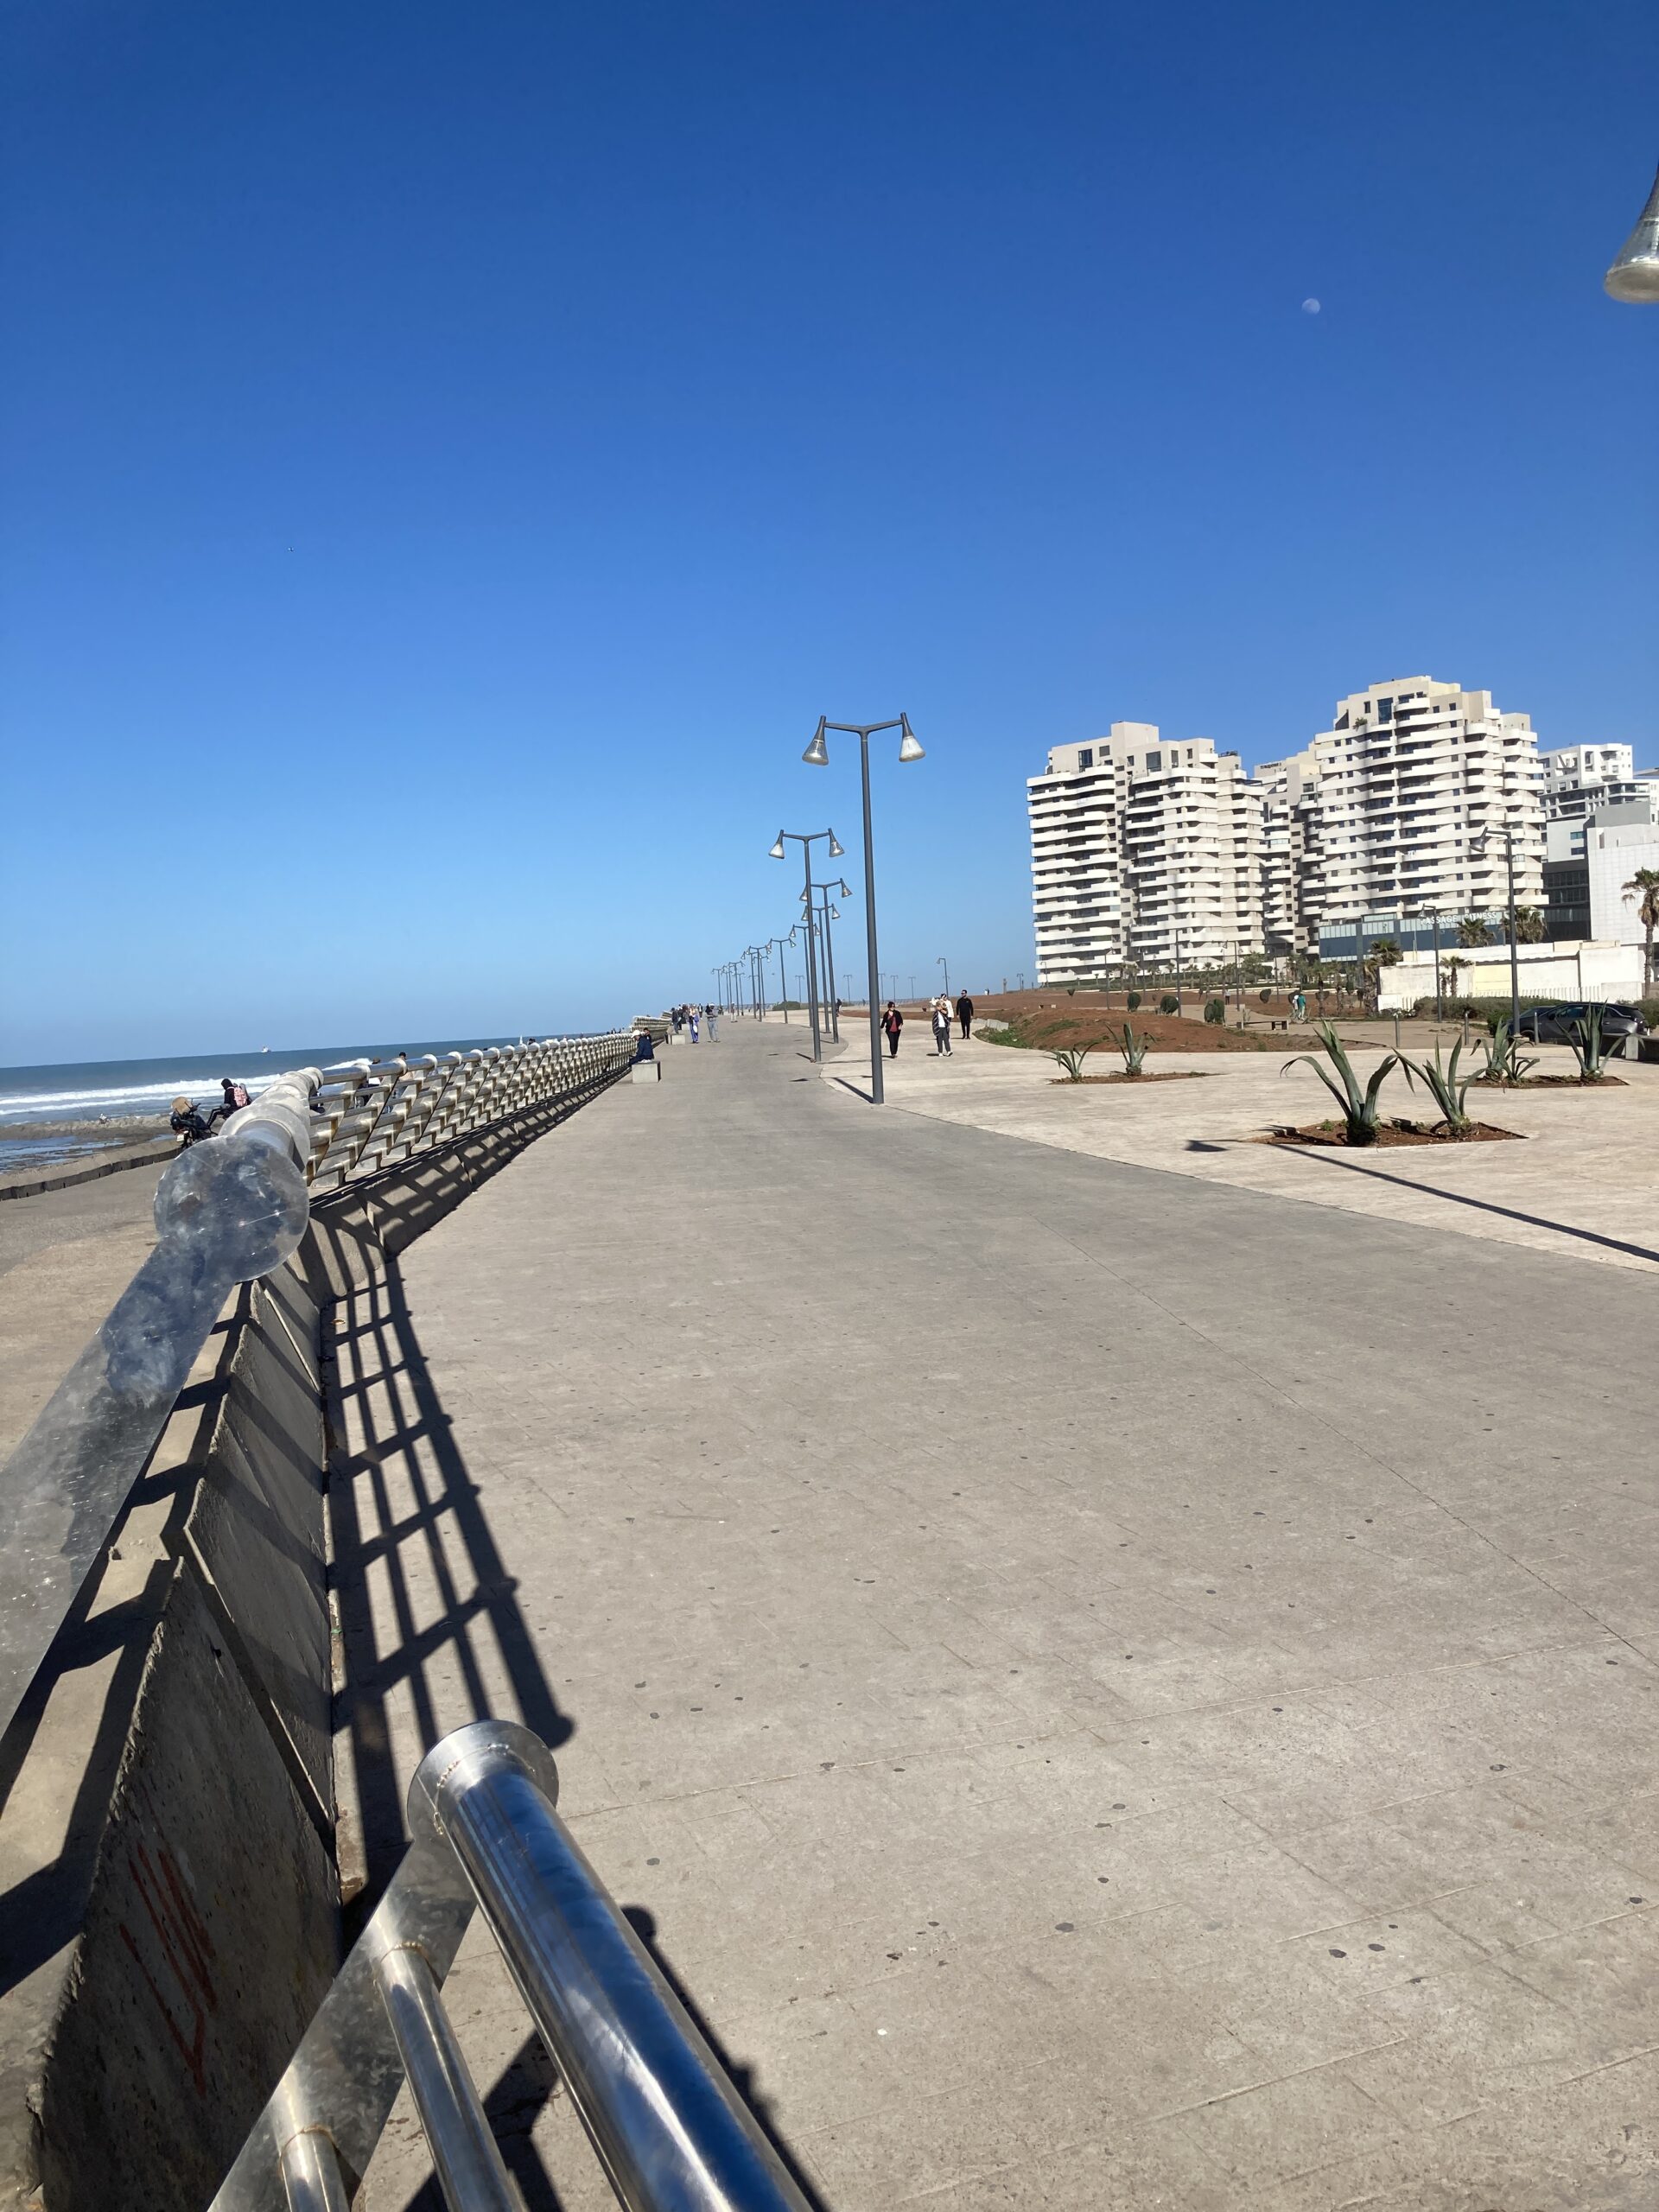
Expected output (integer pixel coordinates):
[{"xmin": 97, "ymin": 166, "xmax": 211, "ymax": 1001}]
[
  {"xmin": 1204, "ymin": 998, "xmax": 1225, "ymax": 1025},
  {"xmin": 1126, "ymin": 990, "xmax": 1142, "ymax": 1012},
  {"xmin": 975, "ymin": 1023, "xmax": 1023, "ymax": 1047},
  {"xmin": 1159, "ymin": 993, "xmax": 1179, "ymax": 1015},
  {"xmin": 1258, "ymin": 988, "xmax": 1274, "ymax": 1006}
]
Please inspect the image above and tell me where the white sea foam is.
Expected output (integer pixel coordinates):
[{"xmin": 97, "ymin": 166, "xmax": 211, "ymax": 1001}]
[{"xmin": 0, "ymin": 1075, "xmax": 286, "ymax": 1122}]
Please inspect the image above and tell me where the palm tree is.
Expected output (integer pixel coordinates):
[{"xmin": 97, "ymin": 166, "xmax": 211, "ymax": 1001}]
[
  {"xmin": 1624, "ymin": 868, "xmax": 1659, "ymax": 991},
  {"xmin": 1456, "ymin": 916, "xmax": 1493, "ymax": 948},
  {"xmin": 1510, "ymin": 906, "xmax": 1547, "ymax": 944},
  {"xmin": 1442, "ymin": 954, "xmax": 1467, "ymax": 1002}
]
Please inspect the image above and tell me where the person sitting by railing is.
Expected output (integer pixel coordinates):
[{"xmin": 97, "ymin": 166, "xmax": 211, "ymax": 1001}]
[{"xmin": 169, "ymin": 1096, "xmax": 214, "ymax": 1146}]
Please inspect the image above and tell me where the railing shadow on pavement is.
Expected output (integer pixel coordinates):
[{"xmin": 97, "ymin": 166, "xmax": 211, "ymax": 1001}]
[
  {"xmin": 324, "ymin": 1272, "xmax": 830, "ymax": 2212},
  {"xmin": 326, "ymin": 1263, "xmax": 577, "ymax": 2209},
  {"xmin": 326, "ymin": 1257, "xmax": 573, "ymax": 1921}
]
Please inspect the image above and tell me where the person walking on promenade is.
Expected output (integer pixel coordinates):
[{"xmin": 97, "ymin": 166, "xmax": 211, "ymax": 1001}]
[
  {"xmin": 882, "ymin": 1001, "xmax": 905, "ymax": 1058},
  {"xmin": 671, "ymin": 1006, "xmax": 683, "ymax": 1036},
  {"xmin": 705, "ymin": 1003, "xmax": 718, "ymax": 1039},
  {"xmin": 688, "ymin": 1007, "xmax": 700, "ymax": 1043},
  {"xmin": 956, "ymin": 988, "xmax": 974, "ymax": 1040},
  {"xmin": 931, "ymin": 997, "xmax": 953, "ymax": 1056}
]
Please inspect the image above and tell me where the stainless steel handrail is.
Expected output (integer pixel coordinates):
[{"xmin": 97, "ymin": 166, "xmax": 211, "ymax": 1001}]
[
  {"xmin": 411, "ymin": 1723, "xmax": 812, "ymax": 2212},
  {"xmin": 213, "ymin": 1720, "xmax": 814, "ymax": 2212}
]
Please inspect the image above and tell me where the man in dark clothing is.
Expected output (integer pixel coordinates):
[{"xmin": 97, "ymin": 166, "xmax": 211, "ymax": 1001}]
[
  {"xmin": 881, "ymin": 1002, "xmax": 904, "ymax": 1058},
  {"xmin": 956, "ymin": 990, "xmax": 974, "ymax": 1039}
]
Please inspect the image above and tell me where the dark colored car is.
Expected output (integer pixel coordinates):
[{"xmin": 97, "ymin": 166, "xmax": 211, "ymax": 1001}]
[{"xmin": 1511, "ymin": 1001, "xmax": 1646, "ymax": 1042}]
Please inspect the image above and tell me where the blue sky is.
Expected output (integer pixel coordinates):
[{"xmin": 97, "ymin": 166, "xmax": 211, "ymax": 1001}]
[{"xmin": 3, "ymin": 0, "xmax": 1655, "ymax": 1058}]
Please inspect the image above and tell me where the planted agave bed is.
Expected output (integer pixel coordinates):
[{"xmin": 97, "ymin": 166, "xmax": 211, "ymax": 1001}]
[
  {"xmin": 1049, "ymin": 1071, "xmax": 1208, "ymax": 1085},
  {"xmin": 1268, "ymin": 1118, "xmax": 1523, "ymax": 1147},
  {"xmin": 1472, "ymin": 1074, "xmax": 1626, "ymax": 1089}
]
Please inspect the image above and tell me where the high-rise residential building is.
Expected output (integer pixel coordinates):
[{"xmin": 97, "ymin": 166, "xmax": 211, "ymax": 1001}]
[
  {"xmin": 1027, "ymin": 723, "xmax": 1264, "ymax": 981},
  {"xmin": 1304, "ymin": 679, "xmax": 1544, "ymax": 933},
  {"xmin": 1541, "ymin": 742, "xmax": 1647, "ymax": 821},
  {"xmin": 1255, "ymin": 746, "xmax": 1322, "ymax": 957},
  {"xmin": 1027, "ymin": 728, "xmax": 1137, "ymax": 980},
  {"xmin": 1031, "ymin": 677, "xmax": 1553, "ymax": 978}
]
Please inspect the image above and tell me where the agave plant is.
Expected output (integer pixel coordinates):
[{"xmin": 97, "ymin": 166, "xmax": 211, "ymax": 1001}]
[
  {"xmin": 1052, "ymin": 1045, "xmax": 1093, "ymax": 1081},
  {"xmin": 1282, "ymin": 1022, "xmax": 1398, "ymax": 1145},
  {"xmin": 1480, "ymin": 1020, "xmax": 1540, "ymax": 1086},
  {"xmin": 1116, "ymin": 1023, "xmax": 1150, "ymax": 1075},
  {"xmin": 1400, "ymin": 1038, "xmax": 1476, "ymax": 1135},
  {"xmin": 1567, "ymin": 1005, "xmax": 1611, "ymax": 1081}
]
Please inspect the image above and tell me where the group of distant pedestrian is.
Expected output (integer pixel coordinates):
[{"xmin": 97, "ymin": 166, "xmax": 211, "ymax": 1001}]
[
  {"xmin": 670, "ymin": 1003, "xmax": 718, "ymax": 1043},
  {"xmin": 880, "ymin": 990, "xmax": 974, "ymax": 1059}
]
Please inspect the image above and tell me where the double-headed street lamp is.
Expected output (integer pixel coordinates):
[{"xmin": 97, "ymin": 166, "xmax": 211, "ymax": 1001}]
[
  {"xmin": 767, "ymin": 828, "xmax": 843, "ymax": 1058},
  {"xmin": 807, "ymin": 880, "xmax": 850, "ymax": 1040},
  {"xmin": 800, "ymin": 714, "xmax": 925, "ymax": 1103},
  {"xmin": 764, "ymin": 934, "xmax": 793, "ymax": 1022}
]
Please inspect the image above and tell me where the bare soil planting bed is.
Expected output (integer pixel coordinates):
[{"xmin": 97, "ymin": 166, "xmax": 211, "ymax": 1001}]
[
  {"xmin": 981, "ymin": 1009, "xmax": 1283, "ymax": 1054},
  {"xmin": 1268, "ymin": 1119, "xmax": 1523, "ymax": 1148},
  {"xmin": 1049, "ymin": 1071, "xmax": 1208, "ymax": 1085},
  {"xmin": 1473, "ymin": 1074, "xmax": 1627, "ymax": 1090}
]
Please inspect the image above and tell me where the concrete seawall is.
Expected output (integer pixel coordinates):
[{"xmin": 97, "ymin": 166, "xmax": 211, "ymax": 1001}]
[{"xmin": 0, "ymin": 1063, "xmax": 625, "ymax": 2210}]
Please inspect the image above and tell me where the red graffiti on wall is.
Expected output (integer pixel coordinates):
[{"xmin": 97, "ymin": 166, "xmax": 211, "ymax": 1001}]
[{"xmin": 118, "ymin": 1836, "xmax": 219, "ymax": 2096}]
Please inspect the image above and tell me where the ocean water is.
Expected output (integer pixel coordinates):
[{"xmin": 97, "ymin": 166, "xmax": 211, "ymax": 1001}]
[{"xmin": 0, "ymin": 1037, "xmax": 531, "ymax": 1171}]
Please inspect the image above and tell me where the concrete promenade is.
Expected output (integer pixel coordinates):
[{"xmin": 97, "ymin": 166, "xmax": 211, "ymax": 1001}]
[{"xmin": 341, "ymin": 1020, "xmax": 1659, "ymax": 2209}]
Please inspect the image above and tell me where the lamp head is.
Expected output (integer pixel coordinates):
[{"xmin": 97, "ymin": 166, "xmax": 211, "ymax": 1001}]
[
  {"xmin": 801, "ymin": 716, "xmax": 830, "ymax": 766},
  {"xmin": 768, "ymin": 833, "xmax": 785, "ymax": 861},
  {"xmin": 827, "ymin": 830, "xmax": 844, "ymax": 859},
  {"xmin": 1605, "ymin": 163, "xmax": 1659, "ymax": 303},
  {"xmin": 898, "ymin": 712, "xmax": 925, "ymax": 763}
]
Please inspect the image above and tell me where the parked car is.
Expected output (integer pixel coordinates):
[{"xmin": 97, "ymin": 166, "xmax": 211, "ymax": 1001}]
[{"xmin": 1510, "ymin": 1001, "xmax": 1646, "ymax": 1043}]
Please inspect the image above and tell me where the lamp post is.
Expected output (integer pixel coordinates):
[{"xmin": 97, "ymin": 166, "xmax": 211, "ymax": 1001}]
[
  {"xmin": 800, "ymin": 714, "xmax": 925, "ymax": 1104},
  {"xmin": 765, "ymin": 936, "xmax": 792, "ymax": 1022},
  {"xmin": 938, "ymin": 955, "xmax": 950, "ymax": 1001},
  {"xmin": 768, "ymin": 829, "xmax": 842, "ymax": 1059},
  {"xmin": 807, "ymin": 881, "xmax": 849, "ymax": 1041},
  {"xmin": 1472, "ymin": 825, "xmax": 1522, "ymax": 1041},
  {"xmin": 747, "ymin": 946, "xmax": 765, "ymax": 1019},
  {"xmin": 1605, "ymin": 160, "xmax": 1659, "ymax": 302}
]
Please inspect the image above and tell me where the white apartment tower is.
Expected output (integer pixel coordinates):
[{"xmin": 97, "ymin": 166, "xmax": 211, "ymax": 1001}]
[
  {"xmin": 1028, "ymin": 723, "xmax": 1264, "ymax": 981},
  {"xmin": 1303, "ymin": 678, "xmax": 1543, "ymax": 936},
  {"xmin": 1031, "ymin": 677, "xmax": 1551, "ymax": 976},
  {"xmin": 1541, "ymin": 742, "xmax": 1646, "ymax": 821}
]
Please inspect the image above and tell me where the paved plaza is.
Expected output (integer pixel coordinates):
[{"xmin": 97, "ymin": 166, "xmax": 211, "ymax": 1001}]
[{"xmin": 334, "ymin": 1020, "xmax": 1659, "ymax": 2209}]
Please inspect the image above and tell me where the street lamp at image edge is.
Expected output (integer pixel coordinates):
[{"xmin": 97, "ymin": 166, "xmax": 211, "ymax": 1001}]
[
  {"xmin": 768, "ymin": 831, "xmax": 786, "ymax": 860},
  {"xmin": 1605, "ymin": 161, "xmax": 1659, "ymax": 303}
]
